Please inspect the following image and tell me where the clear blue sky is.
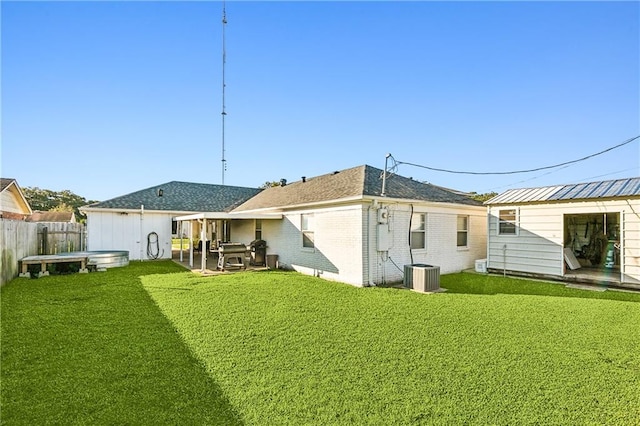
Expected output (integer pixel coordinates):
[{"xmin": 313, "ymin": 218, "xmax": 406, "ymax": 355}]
[{"xmin": 2, "ymin": 1, "xmax": 639, "ymax": 202}]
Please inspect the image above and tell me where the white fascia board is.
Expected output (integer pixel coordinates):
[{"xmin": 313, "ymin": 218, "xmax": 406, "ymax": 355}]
[
  {"xmin": 175, "ymin": 212, "xmax": 283, "ymax": 221},
  {"xmin": 80, "ymin": 206, "xmax": 200, "ymax": 215},
  {"xmin": 365, "ymin": 195, "xmax": 486, "ymax": 211},
  {"xmin": 234, "ymin": 195, "xmax": 365, "ymax": 214}
]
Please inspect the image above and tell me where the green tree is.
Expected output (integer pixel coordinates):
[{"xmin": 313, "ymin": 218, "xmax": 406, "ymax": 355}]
[
  {"xmin": 469, "ymin": 192, "xmax": 498, "ymax": 203},
  {"xmin": 23, "ymin": 187, "xmax": 97, "ymax": 223},
  {"xmin": 22, "ymin": 187, "xmax": 57, "ymax": 211},
  {"xmin": 51, "ymin": 203, "xmax": 74, "ymax": 212},
  {"xmin": 259, "ymin": 181, "xmax": 282, "ymax": 189}
]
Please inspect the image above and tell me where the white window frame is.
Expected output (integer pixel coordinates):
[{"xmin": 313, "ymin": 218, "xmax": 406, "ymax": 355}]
[
  {"xmin": 498, "ymin": 208, "xmax": 519, "ymax": 235},
  {"xmin": 301, "ymin": 213, "xmax": 314, "ymax": 249},
  {"xmin": 457, "ymin": 215, "xmax": 469, "ymax": 248},
  {"xmin": 255, "ymin": 219, "xmax": 262, "ymax": 241},
  {"xmin": 410, "ymin": 213, "xmax": 427, "ymax": 250}
]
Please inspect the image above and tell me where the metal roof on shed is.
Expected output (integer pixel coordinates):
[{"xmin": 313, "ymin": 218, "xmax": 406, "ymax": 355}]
[{"xmin": 486, "ymin": 177, "xmax": 640, "ymax": 205}]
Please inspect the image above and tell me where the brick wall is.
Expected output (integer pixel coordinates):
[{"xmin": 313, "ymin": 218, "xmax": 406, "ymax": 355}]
[
  {"xmin": 263, "ymin": 201, "xmax": 487, "ymax": 287},
  {"xmin": 367, "ymin": 203, "xmax": 487, "ymax": 285},
  {"xmin": 263, "ymin": 204, "xmax": 365, "ymax": 285}
]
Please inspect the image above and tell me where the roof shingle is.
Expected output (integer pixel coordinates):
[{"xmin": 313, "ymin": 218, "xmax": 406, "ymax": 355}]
[
  {"xmin": 233, "ymin": 165, "xmax": 480, "ymax": 211},
  {"xmin": 84, "ymin": 181, "xmax": 262, "ymax": 212},
  {"xmin": 1, "ymin": 178, "xmax": 17, "ymax": 192}
]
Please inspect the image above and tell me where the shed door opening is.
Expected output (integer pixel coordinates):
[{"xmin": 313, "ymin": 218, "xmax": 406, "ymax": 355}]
[{"xmin": 564, "ymin": 213, "xmax": 620, "ymax": 270}]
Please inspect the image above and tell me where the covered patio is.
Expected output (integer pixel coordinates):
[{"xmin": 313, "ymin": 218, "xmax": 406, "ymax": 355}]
[
  {"xmin": 173, "ymin": 211, "xmax": 282, "ymax": 273},
  {"xmin": 171, "ymin": 249, "xmax": 270, "ymax": 276}
]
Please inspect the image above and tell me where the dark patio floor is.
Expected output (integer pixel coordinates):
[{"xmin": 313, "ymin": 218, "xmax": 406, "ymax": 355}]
[{"xmin": 171, "ymin": 250, "xmax": 268, "ymax": 276}]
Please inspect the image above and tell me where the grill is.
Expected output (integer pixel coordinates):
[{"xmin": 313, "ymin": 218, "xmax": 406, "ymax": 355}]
[
  {"xmin": 217, "ymin": 243, "xmax": 248, "ymax": 271},
  {"xmin": 249, "ymin": 239, "xmax": 267, "ymax": 266}
]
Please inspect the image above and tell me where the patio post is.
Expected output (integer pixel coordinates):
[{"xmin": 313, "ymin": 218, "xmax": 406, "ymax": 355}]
[{"xmin": 201, "ymin": 219, "xmax": 207, "ymax": 272}]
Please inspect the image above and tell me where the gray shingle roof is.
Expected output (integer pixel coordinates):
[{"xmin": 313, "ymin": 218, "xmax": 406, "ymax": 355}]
[
  {"xmin": 84, "ymin": 181, "xmax": 262, "ymax": 212},
  {"xmin": 1, "ymin": 178, "xmax": 17, "ymax": 192},
  {"xmin": 233, "ymin": 165, "xmax": 481, "ymax": 211},
  {"xmin": 485, "ymin": 177, "xmax": 640, "ymax": 205}
]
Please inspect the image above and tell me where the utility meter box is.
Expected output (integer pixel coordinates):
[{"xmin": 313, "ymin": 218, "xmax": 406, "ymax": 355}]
[
  {"xmin": 377, "ymin": 223, "xmax": 390, "ymax": 251},
  {"xmin": 377, "ymin": 208, "xmax": 389, "ymax": 224}
]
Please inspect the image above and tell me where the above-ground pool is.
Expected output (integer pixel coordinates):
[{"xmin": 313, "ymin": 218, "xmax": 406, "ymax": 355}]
[{"xmin": 59, "ymin": 251, "xmax": 129, "ymax": 270}]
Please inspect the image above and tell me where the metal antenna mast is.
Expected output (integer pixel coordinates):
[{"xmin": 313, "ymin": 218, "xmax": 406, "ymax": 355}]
[{"xmin": 221, "ymin": 1, "xmax": 228, "ymax": 184}]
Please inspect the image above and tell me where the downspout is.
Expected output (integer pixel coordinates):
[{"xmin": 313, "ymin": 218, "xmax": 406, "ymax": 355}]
[
  {"xmin": 366, "ymin": 201, "xmax": 376, "ymax": 286},
  {"xmin": 620, "ymin": 209, "xmax": 625, "ymax": 283},
  {"xmin": 486, "ymin": 206, "xmax": 491, "ymax": 272},
  {"xmin": 139, "ymin": 204, "xmax": 144, "ymax": 261},
  {"xmin": 502, "ymin": 244, "xmax": 507, "ymax": 277},
  {"xmin": 408, "ymin": 204, "xmax": 414, "ymax": 265}
]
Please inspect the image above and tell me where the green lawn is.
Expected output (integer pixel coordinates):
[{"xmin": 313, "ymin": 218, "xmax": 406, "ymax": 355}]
[
  {"xmin": 2, "ymin": 262, "xmax": 640, "ymax": 425},
  {"xmin": 1, "ymin": 262, "xmax": 241, "ymax": 425}
]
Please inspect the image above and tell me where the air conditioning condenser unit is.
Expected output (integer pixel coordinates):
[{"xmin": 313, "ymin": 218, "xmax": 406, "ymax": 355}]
[{"xmin": 404, "ymin": 264, "xmax": 440, "ymax": 292}]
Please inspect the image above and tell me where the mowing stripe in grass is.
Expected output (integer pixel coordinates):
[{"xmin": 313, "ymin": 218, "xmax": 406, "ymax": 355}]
[
  {"xmin": 1, "ymin": 261, "xmax": 242, "ymax": 425},
  {"xmin": 143, "ymin": 270, "xmax": 640, "ymax": 425}
]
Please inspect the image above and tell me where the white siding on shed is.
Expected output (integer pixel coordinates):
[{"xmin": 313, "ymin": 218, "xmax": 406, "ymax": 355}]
[
  {"xmin": 622, "ymin": 208, "xmax": 640, "ymax": 282},
  {"xmin": 488, "ymin": 206, "xmax": 564, "ymax": 276},
  {"xmin": 487, "ymin": 199, "xmax": 640, "ymax": 284},
  {"xmin": 86, "ymin": 211, "xmax": 173, "ymax": 260}
]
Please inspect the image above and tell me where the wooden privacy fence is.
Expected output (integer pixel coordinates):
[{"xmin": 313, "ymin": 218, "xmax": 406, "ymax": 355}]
[
  {"xmin": 37, "ymin": 222, "xmax": 85, "ymax": 255},
  {"xmin": 0, "ymin": 219, "xmax": 85, "ymax": 285}
]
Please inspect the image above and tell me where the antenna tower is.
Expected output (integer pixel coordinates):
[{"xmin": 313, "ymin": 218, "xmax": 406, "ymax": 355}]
[{"xmin": 221, "ymin": 1, "xmax": 228, "ymax": 184}]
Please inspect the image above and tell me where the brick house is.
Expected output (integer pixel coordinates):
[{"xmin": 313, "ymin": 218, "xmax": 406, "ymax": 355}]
[
  {"xmin": 82, "ymin": 165, "xmax": 486, "ymax": 286},
  {"xmin": 228, "ymin": 165, "xmax": 487, "ymax": 286}
]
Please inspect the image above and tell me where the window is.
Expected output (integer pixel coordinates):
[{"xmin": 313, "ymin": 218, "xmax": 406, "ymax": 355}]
[
  {"xmin": 410, "ymin": 213, "xmax": 426, "ymax": 250},
  {"xmin": 171, "ymin": 219, "xmax": 178, "ymax": 236},
  {"xmin": 221, "ymin": 220, "xmax": 231, "ymax": 243},
  {"xmin": 255, "ymin": 219, "xmax": 262, "ymax": 240},
  {"xmin": 301, "ymin": 214, "xmax": 314, "ymax": 249},
  {"xmin": 498, "ymin": 209, "xmax": 517, "ymax": 235},
  {"xmin": 457, "ymin": 215, "xmax": 468, "ymax": 247}
]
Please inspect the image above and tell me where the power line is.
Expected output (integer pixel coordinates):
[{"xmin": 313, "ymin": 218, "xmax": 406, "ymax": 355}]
[
  {"xmin": 482, "ymin": 166, "xmax": 639, "ymax": 193},
  {"xmin": 396, "ymin": 135, "xmax": 639, "ymax": 176},
  {"xmin": 484, "ymin": 165, "xmax": 572, "ymax": 192}
]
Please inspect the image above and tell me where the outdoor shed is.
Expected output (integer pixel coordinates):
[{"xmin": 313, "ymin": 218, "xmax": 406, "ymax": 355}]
[
  {"xmin": 230, "ymin": 165, "xmax": 487, "ymax": 287},
  {"xmin": 485, "ymin": 177, "xmax": 640, "ymax": 287},
  {"xmin": 80, "ymin": 181, "xmax": 262, "ymax": 261}
]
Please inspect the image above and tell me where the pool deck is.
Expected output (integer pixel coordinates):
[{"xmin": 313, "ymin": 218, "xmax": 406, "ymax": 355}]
[{"xmin": 20, "ymin": 254, "xmax": 89, "ymax": 277}]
